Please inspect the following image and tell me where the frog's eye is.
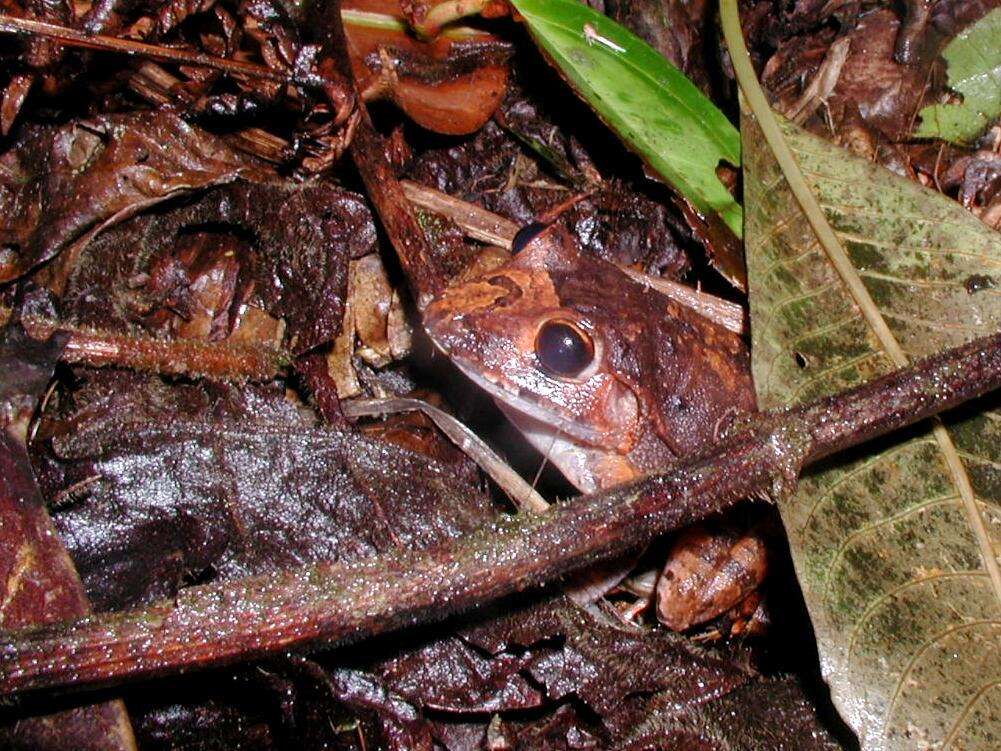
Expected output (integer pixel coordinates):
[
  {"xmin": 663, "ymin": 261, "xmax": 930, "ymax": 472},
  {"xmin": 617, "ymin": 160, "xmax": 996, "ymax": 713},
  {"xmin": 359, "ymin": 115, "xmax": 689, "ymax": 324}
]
[{"xmin": 535, "ymin": 320, "xmax": 594, "ymax": 379}]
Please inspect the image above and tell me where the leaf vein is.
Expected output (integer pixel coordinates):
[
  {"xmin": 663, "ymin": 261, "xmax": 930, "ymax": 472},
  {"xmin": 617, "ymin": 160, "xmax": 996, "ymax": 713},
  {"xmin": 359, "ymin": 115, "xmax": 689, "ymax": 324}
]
[
  {"xmin": 884, "ymin": 619, "xmax": 1001, "ymax": 735},
  {"xmin": 820, "ymin": 494, "xmax": 961, "ymax": 601}
]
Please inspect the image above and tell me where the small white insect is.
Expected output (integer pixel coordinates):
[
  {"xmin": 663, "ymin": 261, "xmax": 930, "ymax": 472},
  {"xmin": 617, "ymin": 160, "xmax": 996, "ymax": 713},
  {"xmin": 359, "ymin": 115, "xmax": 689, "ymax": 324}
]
[{"xmin": 582, "ymin": 22, "xmax": 625, "ymax": 53}]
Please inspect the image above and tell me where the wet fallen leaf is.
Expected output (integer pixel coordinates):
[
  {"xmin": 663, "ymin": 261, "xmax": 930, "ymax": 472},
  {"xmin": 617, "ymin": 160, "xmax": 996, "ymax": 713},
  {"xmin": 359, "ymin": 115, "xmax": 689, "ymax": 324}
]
[
  {"xmin": 33, "ymin": 367, "xmax": 842, "ymax": 749},
  {"xmin": 729, "ymin": 2, "xmax": 1001, "ymax": 744},
  {"xmin": 0, "ymin": 111, "xmax": 259, "ymax": 284},
  {"xmin": 36, "ymin": 370, "xmax": 494, "ymax": 609}
]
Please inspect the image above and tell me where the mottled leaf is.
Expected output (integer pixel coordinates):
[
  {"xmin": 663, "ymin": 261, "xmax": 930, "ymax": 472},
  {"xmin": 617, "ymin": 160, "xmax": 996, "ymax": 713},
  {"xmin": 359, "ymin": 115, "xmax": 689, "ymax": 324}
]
[
  {"xmin": 510, "ymin": 0, "xmax": 742, "ymax": 236},
  {"xmin": 744, "ymin": 111, "xmax": 1001, "ymax": 748},
  {"xmin": 916, "ymin": 9, "xmax": 1001, "ymax": 144}
]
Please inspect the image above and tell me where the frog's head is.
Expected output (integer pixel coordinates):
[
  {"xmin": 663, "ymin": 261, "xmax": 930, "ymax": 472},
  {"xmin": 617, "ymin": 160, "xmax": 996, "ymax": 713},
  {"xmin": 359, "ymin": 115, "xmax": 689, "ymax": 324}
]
[
  {"xmin": 426, "ymin": 226, "xmax": 642, "ymax": 452},
  {"xmin": 425, "ymin": 225, "xmax": 756, "ymax": 491}
]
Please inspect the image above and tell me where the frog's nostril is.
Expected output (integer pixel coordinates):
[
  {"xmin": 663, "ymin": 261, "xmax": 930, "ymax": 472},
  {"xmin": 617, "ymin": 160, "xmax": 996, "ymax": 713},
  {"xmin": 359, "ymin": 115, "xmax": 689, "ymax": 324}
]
[{"xmin": 511, "ymin": 221, "xmax": 549, "ymax": 253}]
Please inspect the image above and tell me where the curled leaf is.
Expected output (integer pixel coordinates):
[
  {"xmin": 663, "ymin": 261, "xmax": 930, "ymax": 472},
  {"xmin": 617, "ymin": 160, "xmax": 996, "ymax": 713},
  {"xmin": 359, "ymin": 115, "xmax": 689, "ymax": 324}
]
[
  {"xmin": 0, "ymin": 111, "xmax": 258, "ymax": 284},
  {"xmin": 344, "ymin": 0, "xmax": 511, "ymax": 135}
]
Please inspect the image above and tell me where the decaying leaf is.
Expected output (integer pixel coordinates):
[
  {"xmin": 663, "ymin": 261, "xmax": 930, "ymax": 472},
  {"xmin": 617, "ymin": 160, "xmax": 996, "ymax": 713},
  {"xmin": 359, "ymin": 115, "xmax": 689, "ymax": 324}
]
[
  {"xmin": 916, "ymin": 8, "xmax": 1001, "ymax": 144},
  {"xmin": 0, "ymin": 111, "xmax": 259, "ymax": 283},
  {"xmin": 33, "ymin": 368, "xmax": 843, "ymax": 749},
  {"xmin": 742, "ymin": 90, "xmax": 1001, "ymax": 751},
  {"xmin": 343, "ymin": 0, "xmax": 511, "ymax": 135},
  {"xmin": 463, "ymin": 597, "xmax": 842, "ymax": 748},
  {"xmin": 56, "ymin": 180, "xmax": 374, "ymax": 356},
  {"xmin": 616, "ymin": 676, "xmax": 843, "ymax": 751}
]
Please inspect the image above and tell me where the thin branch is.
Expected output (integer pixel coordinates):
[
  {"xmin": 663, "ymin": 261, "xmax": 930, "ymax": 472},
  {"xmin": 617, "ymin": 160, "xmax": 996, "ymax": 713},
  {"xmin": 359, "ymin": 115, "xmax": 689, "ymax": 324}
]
[
  {"xmin": 400, "ymin": 179, "xmax": 746, "ymax": 334},
  {"xmin": 343, "ymin": 397, "xmax": 550, "ymax": 513},
  {"xmin": 2, "ymin": 330, "xmax": 1000, "ymax": 697},
  {"xmin": 400, "ymin": 179, "xmax": 520, "ymax": 247},
  {"xmin": 0, "ymin": 14, "xmax": 287, "ymax": 83},
  {"xmin": 0, "ymin": 310, "xmax": 289, "ymax": 381}
]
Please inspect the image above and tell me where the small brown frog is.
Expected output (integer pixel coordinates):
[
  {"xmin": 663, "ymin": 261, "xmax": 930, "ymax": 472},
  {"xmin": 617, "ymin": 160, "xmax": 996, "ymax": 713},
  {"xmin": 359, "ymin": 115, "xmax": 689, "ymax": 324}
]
[{"xmin": 425, "ymin": 223, "xmax": 765, "ymax": 631}]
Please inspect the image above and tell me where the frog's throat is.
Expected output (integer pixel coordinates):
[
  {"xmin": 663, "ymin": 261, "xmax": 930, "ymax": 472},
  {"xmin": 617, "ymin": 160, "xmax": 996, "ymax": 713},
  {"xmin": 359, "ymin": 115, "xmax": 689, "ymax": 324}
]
[{"xmin": 446, "ymin": 354, "xmax": 620, "ymax": 448}]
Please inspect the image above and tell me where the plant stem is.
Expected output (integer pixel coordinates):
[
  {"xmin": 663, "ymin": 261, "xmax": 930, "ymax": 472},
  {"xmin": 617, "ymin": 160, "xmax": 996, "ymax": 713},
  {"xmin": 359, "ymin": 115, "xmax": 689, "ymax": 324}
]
[
  {"xmin": 2, "ymin": 330, "xmax": 1000, "ymax": 697},
  {"xmin": 0, "ymin": 309, "xmax": 288, "ymax": 381}
]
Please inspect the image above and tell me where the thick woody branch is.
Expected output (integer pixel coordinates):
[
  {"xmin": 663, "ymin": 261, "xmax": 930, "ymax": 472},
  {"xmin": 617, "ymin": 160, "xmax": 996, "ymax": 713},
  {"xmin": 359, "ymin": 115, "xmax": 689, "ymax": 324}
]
[{"xmin": 1, "ymin": 330, "xmax": 1000, "ymax": 698}]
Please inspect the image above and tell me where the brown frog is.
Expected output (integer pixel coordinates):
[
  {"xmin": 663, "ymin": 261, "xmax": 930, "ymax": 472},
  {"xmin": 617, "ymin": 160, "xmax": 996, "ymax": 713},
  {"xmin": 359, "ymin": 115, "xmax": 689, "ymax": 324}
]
[{"xmin": 424, "ymin": 223, "xmax": 765, "ymax": 631}]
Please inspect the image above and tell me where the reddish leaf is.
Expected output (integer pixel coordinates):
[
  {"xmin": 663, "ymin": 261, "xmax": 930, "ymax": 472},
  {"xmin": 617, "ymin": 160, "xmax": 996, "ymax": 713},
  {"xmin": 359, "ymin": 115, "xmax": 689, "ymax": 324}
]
[{"xmin": 344, "ymin": 0, "xmax": 512, "ymax": 135}]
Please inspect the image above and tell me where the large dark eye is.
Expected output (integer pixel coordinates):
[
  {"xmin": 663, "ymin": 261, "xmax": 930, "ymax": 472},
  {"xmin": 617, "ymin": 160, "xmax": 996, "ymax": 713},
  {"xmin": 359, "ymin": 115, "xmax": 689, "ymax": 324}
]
[{"xmin": 535, "ymin": 320, "xmax": 594, "ymax": 378}]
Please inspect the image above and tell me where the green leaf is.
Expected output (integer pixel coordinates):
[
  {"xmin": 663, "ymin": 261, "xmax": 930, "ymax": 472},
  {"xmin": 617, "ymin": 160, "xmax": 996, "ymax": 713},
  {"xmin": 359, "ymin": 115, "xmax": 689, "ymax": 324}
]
[
  {"xmin": 915, "ymin": 9, "xmax": 1001, "ymax": 144},
  {"xmin": 510, "ymin": 0, "xmax": 742, "ymax": 236},
  {"xmin": 743, "ymin": 88, "xmax": 1001, "ymax": 751}
]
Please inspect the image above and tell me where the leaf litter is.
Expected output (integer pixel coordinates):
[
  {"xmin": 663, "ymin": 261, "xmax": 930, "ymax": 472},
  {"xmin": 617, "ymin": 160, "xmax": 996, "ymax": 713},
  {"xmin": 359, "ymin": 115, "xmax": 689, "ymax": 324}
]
[{"xmin": 0, "ymin": 0, "xmax": 998, "ymax": 748}]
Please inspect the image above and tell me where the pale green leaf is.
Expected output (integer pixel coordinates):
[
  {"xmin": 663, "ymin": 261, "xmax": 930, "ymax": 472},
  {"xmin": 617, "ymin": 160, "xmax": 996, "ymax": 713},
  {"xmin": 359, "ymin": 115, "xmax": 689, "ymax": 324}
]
[
  {"xmin": 510, "ymin": 0, "xmax": 742, "ymax": 236},
  {"xmin": 915, "ymin": 9, "xmax": 1001, "ymax": 144},
  {"xmin": 744, "ymin": 110, "xmax": 1001, "ymax": 749}
]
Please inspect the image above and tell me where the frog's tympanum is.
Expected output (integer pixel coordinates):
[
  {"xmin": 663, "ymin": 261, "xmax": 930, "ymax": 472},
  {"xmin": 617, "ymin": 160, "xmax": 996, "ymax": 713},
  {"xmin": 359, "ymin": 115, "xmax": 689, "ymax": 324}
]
[
  {"xmin": 425, "ymin": 224, "xmax": 757, "ymax": 493},
  {"xmin": 425, "ymin": 224, "xmax": 764, "ymax": 632}
]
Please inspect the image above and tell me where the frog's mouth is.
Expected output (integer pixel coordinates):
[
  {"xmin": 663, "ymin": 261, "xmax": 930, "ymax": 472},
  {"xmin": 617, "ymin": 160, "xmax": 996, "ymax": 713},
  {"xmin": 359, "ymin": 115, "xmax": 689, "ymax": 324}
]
[
  {"xmin": 446, "ymin": 353, "xmax": 633, "ymax": 450},
  {"xmin": 447, "ymin": 355, "xmax": 643, "ymax": 493}
]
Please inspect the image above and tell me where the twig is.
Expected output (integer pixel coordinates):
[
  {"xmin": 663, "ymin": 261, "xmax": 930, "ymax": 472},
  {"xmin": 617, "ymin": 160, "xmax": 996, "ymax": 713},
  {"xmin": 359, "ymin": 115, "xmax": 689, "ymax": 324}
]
[
  {"xmin": 0, "ymin": 14, "xmax": 287, "ymax": 83},
  {"xmin": 343, "ymin": 397, "xmax": 550, "ymax": 513},
  {"xmin": 400, "ymin": 179, "xmax": 519, "ymax": 247},
  {"xmin": 2, "ymin": 330, "xmax": 1000, "ymax": 697},
  {"xmin": 407, "ymin": 0, "xmax": 499, "ymax": 40},
  {"xmin": 127, "ymin": 62, "xmax": 291, "ymax": 164},
  {"xmin": 323, "ymin": 8, "xmax": 449, "ymax": 307},
  {"xmin": 399, "ymin": 179, "xmax": 746, "ymax": 334},
  {"xmin": 0, "ymin": 309, "xmax": 289, "ymax": 381}
]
